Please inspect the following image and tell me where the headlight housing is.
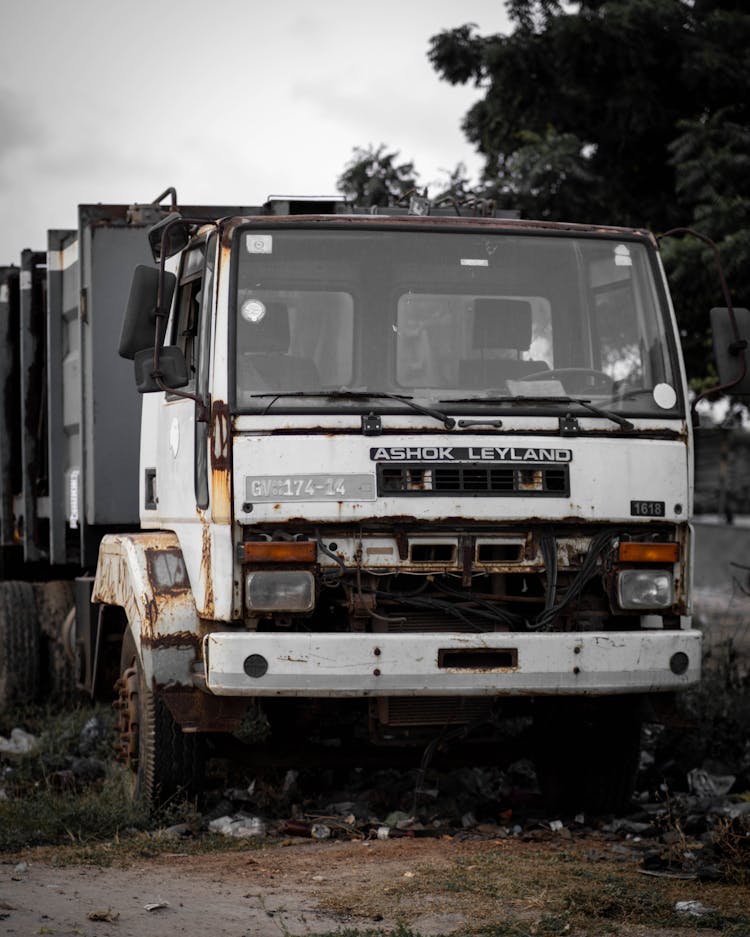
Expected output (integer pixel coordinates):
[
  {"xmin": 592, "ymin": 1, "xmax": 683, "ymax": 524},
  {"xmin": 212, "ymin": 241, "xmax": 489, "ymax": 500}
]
[
  {"xmin": 245, "ymin": 570, "xmax": 315, "ymax": 612},
  {"xmin": 617, "ymin": 569, "xmax": 674, "ymax": 609}
]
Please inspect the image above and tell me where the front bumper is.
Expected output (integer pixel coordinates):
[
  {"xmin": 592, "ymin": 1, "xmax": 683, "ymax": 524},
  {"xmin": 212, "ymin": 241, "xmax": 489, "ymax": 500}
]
[{"xmin": 203, "ymin": 630, "xmax": 702, "ymax": 697}]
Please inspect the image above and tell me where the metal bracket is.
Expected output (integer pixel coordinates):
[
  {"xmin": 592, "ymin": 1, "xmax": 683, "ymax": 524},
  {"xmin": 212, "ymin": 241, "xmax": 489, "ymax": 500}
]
[
  {"xmin": 362, "ymin": 412, "xmax": 382, "ymax": 435},
  {"xmin": 559, "ymin": 413, "xmax": 579, "ymax": 436}
]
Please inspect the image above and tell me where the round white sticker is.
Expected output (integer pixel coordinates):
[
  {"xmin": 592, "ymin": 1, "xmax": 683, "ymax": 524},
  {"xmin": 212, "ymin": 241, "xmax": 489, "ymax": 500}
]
[
  {"xmin": 653, "ymin": 383, "xmax": 677, "ymax": 409},
  {"xmin": 241, "ymin": 299, "xmax": 267, "ymax": 323}
]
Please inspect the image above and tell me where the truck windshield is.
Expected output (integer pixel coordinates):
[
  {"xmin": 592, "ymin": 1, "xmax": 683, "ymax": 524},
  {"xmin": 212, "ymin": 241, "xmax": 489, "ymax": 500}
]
[{"xmin": 232, "ymin": 227, "xmax": 681, "ymax": 417}]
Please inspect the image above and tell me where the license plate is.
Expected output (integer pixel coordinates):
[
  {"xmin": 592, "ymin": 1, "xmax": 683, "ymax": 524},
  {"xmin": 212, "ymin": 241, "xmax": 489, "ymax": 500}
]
[
  {"xmin": 246, "ymin": 474, "xmax": 376, "ymax": 502},
  {"xmin": 630, "ymin": 500, "xmax": 665, "ymax": 517}
]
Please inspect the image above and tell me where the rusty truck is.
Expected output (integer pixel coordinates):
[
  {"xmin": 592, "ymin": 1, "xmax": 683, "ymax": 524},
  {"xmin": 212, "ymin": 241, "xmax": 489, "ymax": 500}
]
[{"xmin": 6, "ymin": 191, "xmax": 744, "ymax": 814}]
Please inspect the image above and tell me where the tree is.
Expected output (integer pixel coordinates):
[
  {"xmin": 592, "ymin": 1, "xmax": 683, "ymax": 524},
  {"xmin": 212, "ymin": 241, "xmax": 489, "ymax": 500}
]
[
  {"xmin": 661, "ymin": 112, "xmax": 750, "ymax": 389},
  {"xmin": 337, "ymin": 145, "xmax": 420, "ymax": 207},
  {"xmin": 425, "ymin": 0, "xmax": 750, "ymax": 385}
]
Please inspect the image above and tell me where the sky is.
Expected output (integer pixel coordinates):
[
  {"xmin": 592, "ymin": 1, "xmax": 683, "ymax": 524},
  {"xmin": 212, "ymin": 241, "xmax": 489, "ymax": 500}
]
[{"xmin": 0, "ymin": 0, "xmax": 511, "ymax": 263}]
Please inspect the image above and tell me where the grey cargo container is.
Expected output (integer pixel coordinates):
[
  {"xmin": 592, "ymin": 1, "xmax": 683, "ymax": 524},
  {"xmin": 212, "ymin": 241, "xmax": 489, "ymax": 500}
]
[{"xmin": 0, "ymin": 197, "xmax": 254, "ymax": 706}]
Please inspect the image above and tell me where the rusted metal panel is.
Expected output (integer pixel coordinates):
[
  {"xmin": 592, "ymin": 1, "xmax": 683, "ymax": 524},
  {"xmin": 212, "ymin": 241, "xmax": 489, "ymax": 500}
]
[
  {"xmin": 160, "ymin": 687, "xmax": 251, "ymax": 732},
  {"xmin": 221, "ymin": 214, "xmax": 657, "ymax": 244},
  {"xmin": 210, "ymin": 399, "xmax": 231, "ymax": 523},
  {"xmin": 92, "ymin": 532, "xmax": 201, "ymax": 686},
  {"xmin": 199, "ymin": 520, "xmax": 215, "ymax": 620},
  {"xmin": 203, "ymin": 630, "xmax": 702, "ymax": 697}
]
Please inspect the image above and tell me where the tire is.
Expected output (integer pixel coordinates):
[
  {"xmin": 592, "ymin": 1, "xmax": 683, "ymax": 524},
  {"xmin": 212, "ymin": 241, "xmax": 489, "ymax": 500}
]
[
  {"xmin": 116, "ymin": 627, "xmax": 203, "ymax": 813},
  {"xmin": 0, "ymin": 581, "xmax": 40, "ymax": 710},
  {"xmin": 533, "ymin": 695, "xmax": 642, "ymax": 816},
  {"xmin": 33, "ymin": 581, "xmax": 77, "ymax": 704}
]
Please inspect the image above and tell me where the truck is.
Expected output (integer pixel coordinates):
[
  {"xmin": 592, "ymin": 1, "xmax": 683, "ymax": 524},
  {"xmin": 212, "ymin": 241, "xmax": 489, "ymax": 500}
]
[{"xmin": 5, "ymin": 190, "xmax": 737, "ymax": 814}]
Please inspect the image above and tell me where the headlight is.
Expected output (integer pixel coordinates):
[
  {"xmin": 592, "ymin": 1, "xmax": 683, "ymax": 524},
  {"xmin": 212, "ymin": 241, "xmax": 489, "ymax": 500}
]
[
  {"xmin": 245, "ymin": 570, "xmax": 315, "ymax": 612},
  {"xmin": 617, "ymin": 569, "xmax": 674, "ymax": 609}
]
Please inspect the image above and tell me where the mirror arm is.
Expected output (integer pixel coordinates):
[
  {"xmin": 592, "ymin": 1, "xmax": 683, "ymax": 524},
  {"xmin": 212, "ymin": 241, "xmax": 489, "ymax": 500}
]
[
  {"xmin": 659, "ymin": 227, "xmax": 747, "ymax": 415},
  {"xmin": 148, "ymin": 216, "xmax": 219, "ymax": 422}
]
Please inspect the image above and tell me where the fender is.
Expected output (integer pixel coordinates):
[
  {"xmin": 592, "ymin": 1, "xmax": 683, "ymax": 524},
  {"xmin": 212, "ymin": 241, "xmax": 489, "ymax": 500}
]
[{"xmin": 92, "ymin": 531, "xmax": 200, "ymax": 688}]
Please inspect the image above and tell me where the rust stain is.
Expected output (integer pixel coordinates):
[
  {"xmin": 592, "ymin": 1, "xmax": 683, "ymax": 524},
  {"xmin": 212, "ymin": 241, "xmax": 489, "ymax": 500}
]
[
  {"xmin": 200, "ymin": 520, "xmax": 215, "ymax": 620},
  {"xmin": 141, "ymin": 630, "xmax": 201, "ymax": 650},
  {"xmin": 145, "ymin": 546, "xmax": 191, "ymax": 592},
  {"xmin": 222, "ymin": 214, "xmax": 656, "ymax": 242},
  {"xmin": 210, "ymin": 399, "xmax": 232, "ymax": 523},
  {"xmin": 160, "ymin": 687, "xmax": 251, "ymax": 732}
]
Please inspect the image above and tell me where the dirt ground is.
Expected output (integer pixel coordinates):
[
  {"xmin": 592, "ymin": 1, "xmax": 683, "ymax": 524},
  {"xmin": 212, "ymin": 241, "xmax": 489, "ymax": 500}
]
[{"xmin": 2, "ymin": 833, "xmax": 748, "ymax": 937}]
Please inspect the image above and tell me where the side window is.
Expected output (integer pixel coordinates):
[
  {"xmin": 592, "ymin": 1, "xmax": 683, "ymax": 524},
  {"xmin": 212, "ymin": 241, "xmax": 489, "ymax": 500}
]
[{"xmin": 171, "ymin": 245, "xmax": 205, "ymax": 386}]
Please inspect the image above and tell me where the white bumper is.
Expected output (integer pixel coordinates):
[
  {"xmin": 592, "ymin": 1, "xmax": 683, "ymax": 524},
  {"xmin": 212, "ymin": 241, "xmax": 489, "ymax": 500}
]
[{"xmin": 203, "ymin": 630, "xmax": 702, "ymax": 697}]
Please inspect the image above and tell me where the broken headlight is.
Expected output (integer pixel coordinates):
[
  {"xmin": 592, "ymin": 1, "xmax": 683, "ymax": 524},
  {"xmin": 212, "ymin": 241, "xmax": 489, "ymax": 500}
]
[
  {"xmin": 617, "ymin": 569, "xmax": 674, "ymax": 609},
  {"xmin": 245, "ymin": 570, "xmax": 315, "ymax": 612}
]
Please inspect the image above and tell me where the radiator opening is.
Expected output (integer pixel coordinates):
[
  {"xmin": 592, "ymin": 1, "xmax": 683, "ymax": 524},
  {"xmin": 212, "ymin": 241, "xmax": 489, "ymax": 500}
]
[
  {"xmin": 438, "ymin": 648, "xmax": 518, "ymax": 670},
  {"xmin": 477, "ymin": 543, "xmax": 523, "ymax": 562},
  {"xmin": 410, "ymin": 543, "xmax": 456, "ymax": 562}
]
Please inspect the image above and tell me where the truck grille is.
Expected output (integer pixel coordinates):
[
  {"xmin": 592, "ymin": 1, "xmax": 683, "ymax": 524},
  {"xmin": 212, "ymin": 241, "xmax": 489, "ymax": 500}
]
[
  {"xmin": 378, "ymin": 697, "xmax": 493, "ymax": 726},
  {"xmin": 378, "ymin": 462, "xmax": 569, "ymax": 497}
]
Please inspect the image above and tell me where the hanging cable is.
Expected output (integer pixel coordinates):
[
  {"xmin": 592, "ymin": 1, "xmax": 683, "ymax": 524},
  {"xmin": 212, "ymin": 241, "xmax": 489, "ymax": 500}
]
[{"xmin": 529, "ymin": 528, "xmax": 617, "ymax": 632}]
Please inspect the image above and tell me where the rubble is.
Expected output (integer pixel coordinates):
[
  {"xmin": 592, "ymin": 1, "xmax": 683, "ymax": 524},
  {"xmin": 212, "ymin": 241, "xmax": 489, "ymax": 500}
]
[
  {"xmin": 168, "ymin": 727, "xmax": 749, "ymax": 892},
  {"xmin": 0, "ymin": 728, "xmax": 39, "ymax": 756}
]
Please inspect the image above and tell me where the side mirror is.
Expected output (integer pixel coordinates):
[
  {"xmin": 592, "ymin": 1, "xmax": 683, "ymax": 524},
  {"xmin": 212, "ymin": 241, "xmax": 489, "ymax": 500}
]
[
  {"xmin": 710, "ymin": 307, "xmax": 750, "ymax": 395},
  {"xmin": 148, "ymin": 213, "xmax": 191, "ymax": 262},
  {"xmin": 119, "ymin": 266, "xmax": 176, "ymax": 359},
  {"xmin": 133, "ymin": 346, "xmax": 189, "ymax": 394}
]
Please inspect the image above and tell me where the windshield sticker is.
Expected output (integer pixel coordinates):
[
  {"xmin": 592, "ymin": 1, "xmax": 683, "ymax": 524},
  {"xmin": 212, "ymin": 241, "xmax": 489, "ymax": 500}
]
[
  {"xmin": 241, "ymin": 298, "xmax": 267, "ymax": 323},
  {"xmin": 614, "ymin": 244, "xmax": 632, "ymax": 267},
  {"xmin": 460, "ymin": 258, "xmax": 489, "ymax": 267},
  {"xmin": 246, "ymin": 234, "xmax": 273, "ymax": 254},
  {"xmin": 370, "ymin": 446, "xmax": 572, "ymax": 463},
  {"xmin": 653, "ymin": 383, "xmax": 677, "ymax": 409}
]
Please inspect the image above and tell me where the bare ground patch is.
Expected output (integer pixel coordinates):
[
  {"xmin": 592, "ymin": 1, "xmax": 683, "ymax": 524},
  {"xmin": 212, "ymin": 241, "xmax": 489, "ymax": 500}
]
[{"xmin": 3, "ymin": 833, "xmax": 749, "ymax": 936}]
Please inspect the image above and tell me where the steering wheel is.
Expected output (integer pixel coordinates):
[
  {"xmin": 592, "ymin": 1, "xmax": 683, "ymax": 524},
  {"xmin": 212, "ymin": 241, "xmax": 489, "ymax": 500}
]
[{"xmin": 522, "ymin": 367, "xmax": 613, "ymax": 395}]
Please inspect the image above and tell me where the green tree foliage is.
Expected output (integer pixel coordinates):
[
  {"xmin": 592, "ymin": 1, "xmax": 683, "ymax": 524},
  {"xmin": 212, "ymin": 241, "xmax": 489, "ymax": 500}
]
[
  {"xmin": 337, "ymin": 145, "xmax": 420, "ymax": 207},
  {"xmin": 662, "ymin": 114, "xmax": 750, "ymax": 389},
  {"xmin": 424, "ymin": 0, "xmax": 750, "ymax": 385}
]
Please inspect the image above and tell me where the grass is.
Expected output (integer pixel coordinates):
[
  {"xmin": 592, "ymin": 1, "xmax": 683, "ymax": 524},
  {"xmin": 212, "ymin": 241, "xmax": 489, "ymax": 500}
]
[
  {"xmin": 0, "ymin": 703, "xmax": 150, "ymax": 852},
  {"xmin": 2, "ymin": 656, "xmax": 749, "ymax": 935}
]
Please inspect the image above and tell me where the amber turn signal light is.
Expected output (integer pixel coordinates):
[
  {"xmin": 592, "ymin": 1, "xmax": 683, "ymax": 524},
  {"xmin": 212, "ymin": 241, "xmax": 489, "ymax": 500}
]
[
  {"xmin": 241, "ymin": 541, "xmax": 317, "ymax": 563},
  {"xmin": 618, "ymin": 542, "xmax": 678, "ymax": 563}
]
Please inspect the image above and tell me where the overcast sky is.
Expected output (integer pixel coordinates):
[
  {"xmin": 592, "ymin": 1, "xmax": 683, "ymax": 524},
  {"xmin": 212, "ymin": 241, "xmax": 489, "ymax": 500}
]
[{"xmin": 0, "ymin": 0, "xmax": 510, "ymax": 262}]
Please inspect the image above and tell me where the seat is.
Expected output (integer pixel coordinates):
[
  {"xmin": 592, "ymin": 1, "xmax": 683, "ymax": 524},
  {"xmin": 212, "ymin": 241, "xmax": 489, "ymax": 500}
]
[
  {"xmin": 239, "ymin": 300, "xmax": 321, "ymax": 392},
  {"xmin": 458, "ymin": 298, "xmax": 549, "ymax": 388}
]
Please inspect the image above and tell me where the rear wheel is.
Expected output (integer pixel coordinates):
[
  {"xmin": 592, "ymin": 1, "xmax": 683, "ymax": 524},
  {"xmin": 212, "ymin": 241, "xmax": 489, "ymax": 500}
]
[
  {"xmin": 33, "ymin": 581, "xmax": 77, "ymax": 704},
  {"xmin": 114, "ymin": 627, "xmax": 203, "ymax": 812},
  {"xmin": 534, "ymin": 696, "xmax": 642, "ymax": 815},
  {"xmin": 0, "ymin": 582, "xmax": 40, "ymax": 709}
]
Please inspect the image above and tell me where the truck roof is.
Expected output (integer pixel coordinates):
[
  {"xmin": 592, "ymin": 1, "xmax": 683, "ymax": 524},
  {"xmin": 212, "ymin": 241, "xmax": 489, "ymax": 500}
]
[{"xmin": 219, "ymin": 212, "xmax": 657, "ymax": 245}]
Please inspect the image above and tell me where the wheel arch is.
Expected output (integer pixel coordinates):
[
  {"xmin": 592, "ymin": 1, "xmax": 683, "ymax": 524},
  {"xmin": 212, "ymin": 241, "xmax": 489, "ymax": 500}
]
[{"xmin": 92, "ymin": 532, "xmax": 201, "ymax": 689}]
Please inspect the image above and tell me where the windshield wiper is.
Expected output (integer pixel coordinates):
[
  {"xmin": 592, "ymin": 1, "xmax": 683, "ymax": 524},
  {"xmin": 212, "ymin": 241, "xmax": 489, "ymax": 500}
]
[
  {"xmin": 250, "ymin": 391, "xmax": 456, "ymax": 429},
  {"xmin": 439, "ymin": 395, "xmax": 634, "ymax": 431}
]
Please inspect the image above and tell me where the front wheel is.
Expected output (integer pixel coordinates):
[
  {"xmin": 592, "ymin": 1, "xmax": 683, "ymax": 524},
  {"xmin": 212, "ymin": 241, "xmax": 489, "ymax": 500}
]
[
  {"xmin": 114, "ymin": 627, "xmax": 203, "ymax": 812},
  {"xmin": 533, "ymin": 696, "xmax": 642, "ymax": 815}
]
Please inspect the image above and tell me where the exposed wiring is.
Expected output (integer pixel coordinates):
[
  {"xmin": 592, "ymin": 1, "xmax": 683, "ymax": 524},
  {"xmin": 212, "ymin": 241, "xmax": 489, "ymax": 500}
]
[{"xmin": 529, "ymin": 528, "xmax": 617, "ymax": 632}]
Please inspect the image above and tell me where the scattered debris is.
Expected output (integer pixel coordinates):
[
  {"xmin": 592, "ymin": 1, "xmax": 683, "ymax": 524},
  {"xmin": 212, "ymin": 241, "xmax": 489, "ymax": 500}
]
[
  {"xmin": 0, "ymin": 728, "xmax": 39, "ymax": 756},
  {"xmin": 208, "ymin": 814, "xmax": 267, "ymax": 838},
  {"xmin": 88, "ymin": 908, "xmax": 119, "ymax": 923},
  {"xmin": 675, "ymin": 899, "xmax": 714, "ymax": 917},
  {"xmin": 688, "ymin": 767, "xmax": 736, "ymax": 798},
  {"xmin": 78, "ymin": 716, "xmax": 110, "ymax": 756}
]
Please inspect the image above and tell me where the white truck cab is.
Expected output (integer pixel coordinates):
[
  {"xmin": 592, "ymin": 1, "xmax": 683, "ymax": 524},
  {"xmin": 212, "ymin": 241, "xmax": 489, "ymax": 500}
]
[{"xmin": 94, "ymin": 200, "xmax": 702, "ymax": 812}]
